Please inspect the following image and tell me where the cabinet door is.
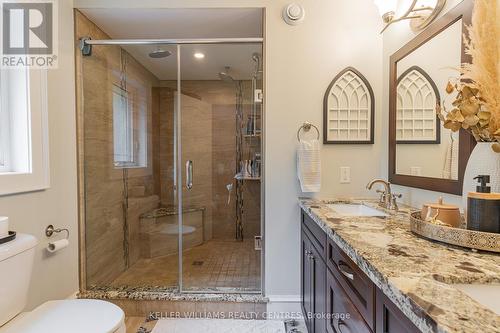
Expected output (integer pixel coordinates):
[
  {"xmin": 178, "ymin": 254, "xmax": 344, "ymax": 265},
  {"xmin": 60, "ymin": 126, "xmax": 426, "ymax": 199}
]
[
  {"xmin": 301, "ymin": 229, "xmax": 313, "ymax": 331},
  {"xmin": 376, "ymin": 289, "xmax": 420, "ymax": 333},
  {"xmin": 310, "ymin": 239, "xmax": 327, "ymax": 333},
  {"xmin": 326, "ymin": 268, "xmax": 372, "ymax": 333}
]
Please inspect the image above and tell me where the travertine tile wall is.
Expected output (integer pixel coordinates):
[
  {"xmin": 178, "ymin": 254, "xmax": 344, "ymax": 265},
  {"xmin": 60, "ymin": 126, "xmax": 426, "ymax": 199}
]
[
  {"xmin": 159, "ymin": 81, "xmax": 261, "ymax": 241},
  {"xmin": 154, "ymin": 87, "xmax": 175, "ymax": 206},
  {"xmin": 153, "ymin": 87, "xmax": 214, "ymax": 241},
  {"xmin": 179, "ymin": 93, "xmax": 214, "ymax": 241},
  {"xmin": 76, "ymin": 11, "xmax": 160, "ymax": 285}
]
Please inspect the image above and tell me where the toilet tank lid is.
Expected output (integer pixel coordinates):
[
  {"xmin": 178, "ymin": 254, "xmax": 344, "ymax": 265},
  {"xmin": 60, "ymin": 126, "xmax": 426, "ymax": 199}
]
[{"xmin": 0, "ymin": 233, "xmax": 38, "ymax": 262}]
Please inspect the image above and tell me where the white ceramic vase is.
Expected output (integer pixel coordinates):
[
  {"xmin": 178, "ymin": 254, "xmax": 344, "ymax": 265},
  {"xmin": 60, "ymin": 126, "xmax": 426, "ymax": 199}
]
[{"xmin": 462, "ymin": 142, "xmax": 500, "ymax": 214}]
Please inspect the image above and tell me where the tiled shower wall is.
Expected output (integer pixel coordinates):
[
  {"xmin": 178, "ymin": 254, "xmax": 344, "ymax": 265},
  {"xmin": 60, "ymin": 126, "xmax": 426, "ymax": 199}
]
[
  {"xmin": 159, "ymin": 81, "xmax": 261, "ymax": 241},
  {"xmin": 76, "ymin": 10, "xmax": 159, "ymax": 286},
  {"xmin": 152, "ymin": 87, "xmax": 215, "ymax": 242}
]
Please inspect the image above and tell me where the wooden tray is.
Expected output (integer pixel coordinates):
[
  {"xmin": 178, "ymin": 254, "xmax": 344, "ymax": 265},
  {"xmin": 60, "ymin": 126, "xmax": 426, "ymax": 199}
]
[{"xmin": 410, "ymin": 212, "xmax": 500, "ymax": 253}]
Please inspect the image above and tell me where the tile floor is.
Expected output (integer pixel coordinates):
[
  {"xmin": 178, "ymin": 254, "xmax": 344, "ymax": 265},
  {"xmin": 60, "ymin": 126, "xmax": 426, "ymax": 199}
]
[
  {"xmin": 113, "ymin": 239, "xmax": 261, "ymax": 291},
  {"xmin": 125, "ymin": 317, "xmax": 307, "ymax": 333},
  {"xmin": 125, "ymin": 317, "xmax": 151, "ymax": 332}
]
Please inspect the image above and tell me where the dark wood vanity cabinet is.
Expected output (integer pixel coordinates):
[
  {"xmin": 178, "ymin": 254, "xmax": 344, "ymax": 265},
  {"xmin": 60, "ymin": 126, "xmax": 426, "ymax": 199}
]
[
  {"xmin": 301, "ymin": 227, "xmax": 326, "ymax": 333},
  {"xmin": 301, "ymin": 210, "xmax": 420, "ymax": 333}
]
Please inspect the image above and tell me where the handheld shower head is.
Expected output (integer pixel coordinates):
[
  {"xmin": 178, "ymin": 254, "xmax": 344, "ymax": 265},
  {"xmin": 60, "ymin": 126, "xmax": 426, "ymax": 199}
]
[
  {"xmin": 252, "ymin": 52, "xmax": 261, "ymax": 63},
  {"xmin": 251, "ymin": 53, "xmax": 262, "ymax": 77}
]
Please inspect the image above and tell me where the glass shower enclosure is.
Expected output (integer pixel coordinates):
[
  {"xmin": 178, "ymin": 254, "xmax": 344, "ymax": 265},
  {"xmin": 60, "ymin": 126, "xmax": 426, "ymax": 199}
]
[{"xmin": 77, "ymin": 15, "xmax": 263, "ymax": 294}]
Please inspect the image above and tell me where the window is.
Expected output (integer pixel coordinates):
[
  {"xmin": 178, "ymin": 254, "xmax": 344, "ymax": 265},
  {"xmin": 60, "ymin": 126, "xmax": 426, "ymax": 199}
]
[
  {"xmin": 0, "ymin": 68, "xmax": 49, "ymax": 196},
  {"xmin": 112, "ymin": 84, "xmax": 146, "ymax": 168},
  {"xmin": 113, "ymin": 85, "xmax": 133, "ymax": 167}
]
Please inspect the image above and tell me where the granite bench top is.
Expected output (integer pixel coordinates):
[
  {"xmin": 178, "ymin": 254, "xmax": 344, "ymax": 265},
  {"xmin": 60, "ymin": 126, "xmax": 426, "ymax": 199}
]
[{"xmin": 299, "ymin": 198, "xmax": 500, "ymax": 333}]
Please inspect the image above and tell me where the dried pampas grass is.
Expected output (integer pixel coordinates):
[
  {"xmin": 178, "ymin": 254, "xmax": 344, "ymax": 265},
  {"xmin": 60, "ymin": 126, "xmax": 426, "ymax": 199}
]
[{"xmin": 461, "ymin": 0, "xmax": 500, "ymax": 134}]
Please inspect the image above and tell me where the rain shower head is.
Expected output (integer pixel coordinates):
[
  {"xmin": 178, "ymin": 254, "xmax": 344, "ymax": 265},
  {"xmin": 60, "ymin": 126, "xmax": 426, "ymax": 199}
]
[{"xmin": 149, "ymin": 48, "xmax": 172, "ymax": 59}]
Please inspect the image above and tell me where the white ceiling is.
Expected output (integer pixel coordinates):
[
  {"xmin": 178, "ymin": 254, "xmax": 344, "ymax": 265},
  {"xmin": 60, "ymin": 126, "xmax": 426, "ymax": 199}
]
[
  {"xmin": 122, "ymin": 44, "xmax": 262, "ymax": 81},
  {"xmin": 79, "ymin": 8, "xmax": 263, "ymax": 80}
]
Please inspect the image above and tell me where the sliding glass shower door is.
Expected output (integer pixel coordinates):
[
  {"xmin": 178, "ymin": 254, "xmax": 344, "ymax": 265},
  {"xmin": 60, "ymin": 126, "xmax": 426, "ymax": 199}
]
[
  {"xmin": 79, "ymin": 34, "xmax": 263, "ymax": 293},
  {"xmin": 178, "ymin": 44, "xmax": 263, "ymax": 292}
]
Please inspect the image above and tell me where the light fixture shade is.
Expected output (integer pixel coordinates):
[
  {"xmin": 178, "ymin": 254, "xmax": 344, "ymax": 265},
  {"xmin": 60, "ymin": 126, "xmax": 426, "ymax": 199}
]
[{"xmin": 374, "ymin": 0, "xmax": 398, "ymax": 16}]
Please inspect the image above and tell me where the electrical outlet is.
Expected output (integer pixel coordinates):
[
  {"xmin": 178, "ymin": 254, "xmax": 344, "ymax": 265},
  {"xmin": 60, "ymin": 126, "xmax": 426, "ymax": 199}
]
[{"xmin": 340, "ymin": 167, "xmax": 351, "ymax": 184}]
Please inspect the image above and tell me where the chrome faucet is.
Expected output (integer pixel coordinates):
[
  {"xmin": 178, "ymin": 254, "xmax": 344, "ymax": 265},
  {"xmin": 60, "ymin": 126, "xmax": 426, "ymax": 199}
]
[{"xmin": 366, "ymin": 179, "xmax": 402, "ymax": 211}]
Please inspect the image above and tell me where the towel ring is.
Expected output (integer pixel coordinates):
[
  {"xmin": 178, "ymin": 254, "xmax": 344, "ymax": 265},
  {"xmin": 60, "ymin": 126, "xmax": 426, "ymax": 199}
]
[{"xmin": 297, "ymin": 122, "xmax": 320, "ymax": 142}]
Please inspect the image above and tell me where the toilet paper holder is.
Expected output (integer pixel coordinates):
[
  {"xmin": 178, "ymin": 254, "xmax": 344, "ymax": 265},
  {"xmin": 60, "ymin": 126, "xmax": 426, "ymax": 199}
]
[{"xmin": 45, "ymin": 225, "xmax": 69, "ymax": 240}]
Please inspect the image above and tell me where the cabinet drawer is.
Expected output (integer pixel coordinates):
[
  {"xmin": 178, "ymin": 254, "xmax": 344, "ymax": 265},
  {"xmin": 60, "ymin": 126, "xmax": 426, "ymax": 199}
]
[
  {"xmin": 301, "ymin": 210, "xmax": 327, "ymax": 257},
  {"xmin": 327, "ymin": 268, "xmax": 372, "ymax": 333},
  {"xmin": 327, "ymin": 238, "xmax": 375, "ymax": 329}
]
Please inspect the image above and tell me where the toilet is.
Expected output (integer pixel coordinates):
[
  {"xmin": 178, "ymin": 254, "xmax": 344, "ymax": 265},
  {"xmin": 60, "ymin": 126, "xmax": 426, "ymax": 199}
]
[{"xmin": 0, "ymin": 233, "xmax": 126, "ymax": 333}]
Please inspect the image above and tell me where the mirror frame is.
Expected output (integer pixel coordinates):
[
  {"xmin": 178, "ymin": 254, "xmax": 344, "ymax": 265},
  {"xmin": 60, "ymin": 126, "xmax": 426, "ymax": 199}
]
[{"xmin": 389, "ymin": 0, "xmax": 476, "ymax": 195}]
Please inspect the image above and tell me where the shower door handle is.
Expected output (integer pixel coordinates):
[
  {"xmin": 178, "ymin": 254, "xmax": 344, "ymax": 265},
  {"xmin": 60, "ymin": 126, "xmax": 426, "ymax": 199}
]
[{"xmin": 186, "ymin": 160, "xmax": 193, "ymax": 190}]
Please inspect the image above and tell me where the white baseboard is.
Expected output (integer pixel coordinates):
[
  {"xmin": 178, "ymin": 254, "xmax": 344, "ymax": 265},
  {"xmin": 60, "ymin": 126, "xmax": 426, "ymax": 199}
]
[{"xmin": 266, "ymin": 295, "xmax": 303, "ymax": 320}]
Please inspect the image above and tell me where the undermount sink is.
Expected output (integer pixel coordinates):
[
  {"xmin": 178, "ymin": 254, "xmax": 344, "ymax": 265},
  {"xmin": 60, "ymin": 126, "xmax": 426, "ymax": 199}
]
[
  {"xmin": 326, "ymin": 203, "xmax": 388, "ymax": 217},
  {"xmin": 454, "ymin": 284, "xmax": 500, "ymax": 315}
]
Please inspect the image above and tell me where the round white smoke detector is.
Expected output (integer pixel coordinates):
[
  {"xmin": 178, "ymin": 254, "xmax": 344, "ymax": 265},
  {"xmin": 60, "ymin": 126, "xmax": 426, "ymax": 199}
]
[{"xmin": 282, "ymin": 3, "xmax": 305, "ymax": 26}]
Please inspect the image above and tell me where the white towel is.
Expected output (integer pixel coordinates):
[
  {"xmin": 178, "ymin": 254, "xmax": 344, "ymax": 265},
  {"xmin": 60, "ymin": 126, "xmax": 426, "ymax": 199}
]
[{"xmin": 297, "ymin": 139, "xmax": 321, "ymax": 192}]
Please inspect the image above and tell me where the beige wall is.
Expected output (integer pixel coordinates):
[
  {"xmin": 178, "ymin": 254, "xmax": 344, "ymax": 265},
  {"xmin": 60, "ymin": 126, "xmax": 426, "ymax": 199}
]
[{"xmin": 0, "ymin": 0, "xmax": 78, "ymax": 309}]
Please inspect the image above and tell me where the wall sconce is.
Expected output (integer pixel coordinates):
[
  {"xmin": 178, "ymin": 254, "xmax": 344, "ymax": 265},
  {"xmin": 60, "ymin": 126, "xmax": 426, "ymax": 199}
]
[{"xmin": 374, "ymin": 0, "xmax": 447, "ymax": 33}]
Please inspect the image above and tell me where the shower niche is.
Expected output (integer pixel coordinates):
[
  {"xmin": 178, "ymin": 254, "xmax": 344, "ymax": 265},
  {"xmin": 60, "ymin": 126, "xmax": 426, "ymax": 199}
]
[{"xmin": 76, "ymin": 9, "xmax": 264, "ymax": 294}]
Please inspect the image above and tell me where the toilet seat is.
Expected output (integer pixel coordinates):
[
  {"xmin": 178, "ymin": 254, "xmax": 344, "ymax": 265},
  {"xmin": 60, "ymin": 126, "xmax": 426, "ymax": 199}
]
[{"xmin": 0, "ymin": 299, "xmax": 125, "ymax": 333}]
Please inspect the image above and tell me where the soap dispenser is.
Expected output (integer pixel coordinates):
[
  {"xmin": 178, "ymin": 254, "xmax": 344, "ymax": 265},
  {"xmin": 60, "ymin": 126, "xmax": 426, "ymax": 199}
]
[{"xmin": 467, "ymin": 175, "xmax": 500, "ymax": 233}]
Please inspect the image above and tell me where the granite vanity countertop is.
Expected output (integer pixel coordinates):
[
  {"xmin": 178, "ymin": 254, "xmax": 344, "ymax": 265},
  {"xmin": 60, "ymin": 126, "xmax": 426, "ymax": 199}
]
[{"xmin": 299, "ymin": 198, "xmax": 500, "ymax": 333}]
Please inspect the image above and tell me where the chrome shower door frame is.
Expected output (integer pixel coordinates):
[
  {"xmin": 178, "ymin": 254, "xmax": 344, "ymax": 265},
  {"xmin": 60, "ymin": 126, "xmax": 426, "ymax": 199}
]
[{"xmin": 78, "ymin": 37, "xmax": 265, "ymax": 296}]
